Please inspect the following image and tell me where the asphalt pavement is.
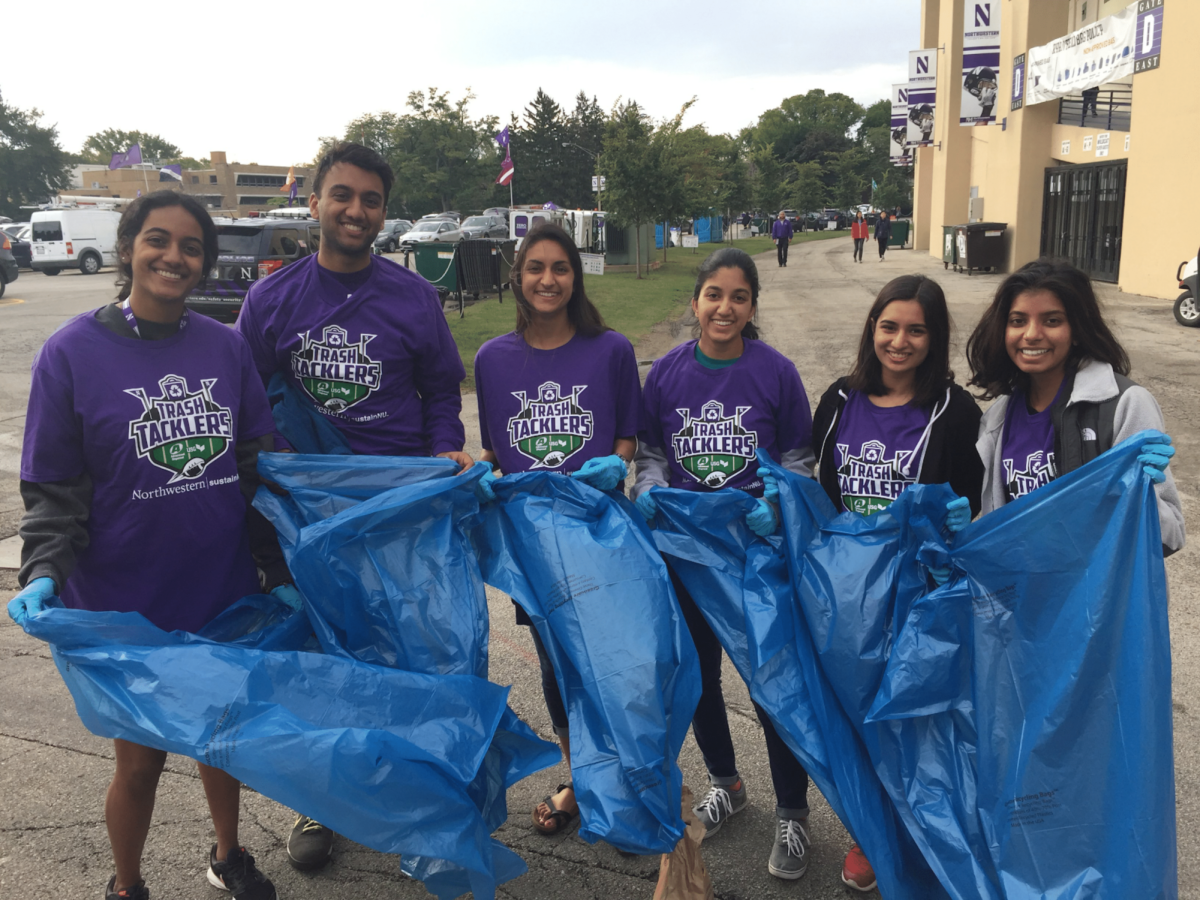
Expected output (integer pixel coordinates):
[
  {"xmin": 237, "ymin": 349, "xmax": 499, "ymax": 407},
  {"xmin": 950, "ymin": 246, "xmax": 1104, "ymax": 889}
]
[{"xmin": 1, "ymin": 237, "xmax": 1197, "ymax": 898}]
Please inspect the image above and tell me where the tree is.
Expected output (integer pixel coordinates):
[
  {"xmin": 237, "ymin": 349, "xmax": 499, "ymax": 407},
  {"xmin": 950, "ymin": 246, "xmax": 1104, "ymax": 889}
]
[
  {"xmin": 787, "ymin": 161, "xmax": 826, "ymax": 217},
  {"xmin": 563, "ymin": 92, "xmax": 605, "ymax": 208},
  {"xmin": 79, "ymin": 129, "xmax": 182, "ymax": 164},
  {"xmin": 749, "ymin": 146, "xmax": 785, "ymax": 214},
  {"xmin": 0, "ymin": 91, "xmax": 69, "ymax": 219},
  {"xmin": 873, "ymin": 166, "xmax": 912, "ymax": 214},
  {"xmin": 508, "ymin": 89, "xmax": 571, "ymax": 207},
  {"xmin": 602, "ymin": 102, "xmax": 662, "ymax": 278}
]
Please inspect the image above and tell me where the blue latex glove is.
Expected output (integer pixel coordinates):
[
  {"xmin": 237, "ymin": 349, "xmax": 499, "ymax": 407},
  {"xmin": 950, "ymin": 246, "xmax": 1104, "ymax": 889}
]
[
  {"xmin": 756, "ymin": 466, "xmax": 780, "ymax": 503},
  {"xmin": 270, "ymin": 584, "xmax": 304, "ymax": 612},
  {"xmin": 475, "ymin": 466, "xmax": 499, "ymax": 503},
  {"xmin": 945, "ymin": 495, "xmax": 971, "ymax": 533},
  {"xmin": 571, "ymin": 455, "xmax": 629, "ymax": 492},
  {"xmin": 928, "ymin": 566, "xmax": 951, "ymax": 586},
  {"xmin": 1138, "ymin": 434, "xmax": 1175, "ymax": 484},
  {"xmin": 745, "ymin": 498, "xmax": 779, "ymax": 537},
  {"xmin": 635, "ymin": 490, "xmax": 658, "ymax": 522},
  {"xmin": 7, "ymin": 577, "xmax": 55, "ymax": 626}
]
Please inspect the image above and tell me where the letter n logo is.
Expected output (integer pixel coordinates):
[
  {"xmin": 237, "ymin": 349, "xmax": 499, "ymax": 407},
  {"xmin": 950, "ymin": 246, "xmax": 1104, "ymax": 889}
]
[
  {"xmin": 917, "ymin": 56, "xmax": 929, "ymax": 74},
  {"xmin": 899, "ymin": 89, "xmax": 908, "ymax": 103},
  {"xmin": 975, "ymin": 3, "xmax": 991, "ymax": 26}
]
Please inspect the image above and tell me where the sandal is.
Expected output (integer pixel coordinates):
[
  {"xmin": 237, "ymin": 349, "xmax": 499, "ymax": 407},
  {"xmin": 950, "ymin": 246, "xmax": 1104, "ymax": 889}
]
[{"xmin": 532, "ymin": 782, "xmax": 578, "ymax": 835}]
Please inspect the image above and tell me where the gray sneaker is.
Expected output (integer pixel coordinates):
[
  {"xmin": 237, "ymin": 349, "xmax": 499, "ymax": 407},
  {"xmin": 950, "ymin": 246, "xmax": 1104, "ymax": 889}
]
[
  {"xmin": 692, "ymin": 778, "xmax": 747, "ymax": 836},
  {"xmin": 768, "ymin": 817, "xmax": 810, "ymax": 880}
]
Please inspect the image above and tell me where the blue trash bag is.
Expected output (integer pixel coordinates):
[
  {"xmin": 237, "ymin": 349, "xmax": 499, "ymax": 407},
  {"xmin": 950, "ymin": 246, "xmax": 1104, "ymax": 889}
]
[
  {"xmin": 20, "ymin": 598, "xmax": 537, "ymax": 900},
  {"xmin": 650, "ymin": 477, "xmax": 947, "ymax": 900},
  {"xmin": 267, "ymin": 371, "xmax": 352, "ymax": 455},
  {"xmin": 252, "ymin": 454, "xmax": 559, "ymax": 898},
  {"xmin": 862, "ymin": 433, "xmax": 1177, "ymax": 900},
  {"xmin": 475, "ymin": 471, "xmax": 700, "ymax": 854}
]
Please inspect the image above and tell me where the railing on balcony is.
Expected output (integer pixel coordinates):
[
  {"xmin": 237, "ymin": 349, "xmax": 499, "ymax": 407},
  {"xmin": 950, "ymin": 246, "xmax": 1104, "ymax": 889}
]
[{"xmin": 1057, "ymin": 85, "xmax": 1132, "ymax": 132}]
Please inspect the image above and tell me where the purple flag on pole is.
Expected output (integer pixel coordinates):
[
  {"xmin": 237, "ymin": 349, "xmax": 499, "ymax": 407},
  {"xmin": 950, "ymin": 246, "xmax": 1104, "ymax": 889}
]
[
  {"xmin": 158, "ymin": 164, "xmax": 183, "ymax": 182},
  {"xmin": 495, "ymin": 126, "xmax": 510, "ymax": 149},
  {"xmin": 109, "ymin": 144, "xmax": 143, "ymax": 170},
  {"xmin": 288, "ymin": 180, "xmax": 299, "ymax": 206}
]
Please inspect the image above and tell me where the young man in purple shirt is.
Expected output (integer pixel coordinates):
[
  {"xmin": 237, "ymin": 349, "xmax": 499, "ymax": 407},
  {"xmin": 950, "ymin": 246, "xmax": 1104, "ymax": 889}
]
[
  {"xmin": 770, "ymin": 211, "xmax": 793, "ymax": 268},
  {"xmin": 235, "ymin": 142, "xmax": 472, "ymax": 870}
]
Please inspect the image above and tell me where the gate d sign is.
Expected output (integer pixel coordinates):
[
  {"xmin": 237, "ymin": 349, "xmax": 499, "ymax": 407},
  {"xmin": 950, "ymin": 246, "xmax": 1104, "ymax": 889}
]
[{"xmin": 1135, "ymin": 0, "xmax": 1164, "ymax": 74}]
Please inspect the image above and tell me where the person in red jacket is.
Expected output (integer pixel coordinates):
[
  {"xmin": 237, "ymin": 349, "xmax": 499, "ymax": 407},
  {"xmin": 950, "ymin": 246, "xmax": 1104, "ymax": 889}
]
[{"xmin": 850, "ymin": 213, "xmax": 869, "ymax": 263}]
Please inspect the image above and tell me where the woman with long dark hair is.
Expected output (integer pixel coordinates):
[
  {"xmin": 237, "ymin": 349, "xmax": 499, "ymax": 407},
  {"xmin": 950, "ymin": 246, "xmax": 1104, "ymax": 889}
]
[
  {"xmin": 966, "ymin": 259, "xmax": 1183, "ymax": 550},
  {"xmin": 809, "ymin": 273, "xmax": 983, "ymax": 892},
  {"xmin": 7, "ymin": 191, "xmax": 289, "ymax": 900},
  {"xmin": 632, "ymin": 247, "xmax": 817, "ymax": 882},
  {"xmin": 473, "ymin": 222, "xmax": 641, "ymax": 835}
]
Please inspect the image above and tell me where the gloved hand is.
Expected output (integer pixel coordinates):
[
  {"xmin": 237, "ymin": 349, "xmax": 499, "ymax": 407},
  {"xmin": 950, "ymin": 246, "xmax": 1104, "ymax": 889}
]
[
  {"xmin": 571, "ymin": 455, "xmax": 628, "ymax": 492},
  {"xmin": 475, "ymin": 466, "xmax": 499, "ymax": 503},
  {"xmin": 745, "ymin": 498, "xmax": 779, "ymax": 537},
  {"xmin": 635, "ymin": 490, "xmax": 658, "ymax": 523},
  {"xmin": 928, "ymin": 566, "xmax": 951, "ymax": 586},
  {"xmin": 945, "ymin": 495, "xmax": 971, "ymax": 533},
  {"xmin": 270, "ymin": 584, "xmax": 304, "ymax": 612},
  {"xmin": 757, "ymin": 466, "xmax": 780, "ymax": 504},
  {"xmin": 7, "ymin": 577, "xmax": 56, "ymax": 626},
  {"xmin": 1138, "ymin": 434, "xmax": 1175, "ymax": 484}
]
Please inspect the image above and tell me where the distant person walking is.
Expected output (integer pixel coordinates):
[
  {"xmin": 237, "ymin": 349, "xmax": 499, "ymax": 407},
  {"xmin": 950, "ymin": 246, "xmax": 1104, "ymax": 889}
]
[
  {"xmin": 1081, "ymin": 86, "xmax": 1100, "ymax": 120},
  {"xmin": 772, "ymin": 211, "xmax": 793, "ymax": 268},
  {"xmin": 851, "ymin": 212, "xmax": 869, "ymax": 263},
  {"xmin": 875, "ymin": 212, "xmax": 893, "ymax": 261}
]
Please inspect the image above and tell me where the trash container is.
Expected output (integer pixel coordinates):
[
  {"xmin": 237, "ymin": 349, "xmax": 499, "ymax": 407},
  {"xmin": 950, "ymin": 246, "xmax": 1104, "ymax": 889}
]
[
  {"xmin": 413, "ymin": 242, "xmax": 459, "ymax": 292},
  {"xmin": 888, "ymin": 219, "xmax": 910, "ymax": 249},
  {"xmin": 954, "ymin": 223, "xmax": 1008, "ymax": 275},
  {"xmin": 942, "ymin": 226, "xmax": 959, "ymax": 270}
]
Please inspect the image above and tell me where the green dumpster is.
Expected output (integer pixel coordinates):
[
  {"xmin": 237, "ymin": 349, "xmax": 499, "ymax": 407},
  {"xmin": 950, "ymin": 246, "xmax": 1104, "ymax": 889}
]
[
  {"xmin": 413, "ymin": 242, "xmax": 460, "ymax": 291},
  {"xmin": 888, "ymin": 219, "xmax": 910, "ymax": 249},
  {"xmin": 942, "ymin": 225, "xmax": 959, "ymax": 270}
]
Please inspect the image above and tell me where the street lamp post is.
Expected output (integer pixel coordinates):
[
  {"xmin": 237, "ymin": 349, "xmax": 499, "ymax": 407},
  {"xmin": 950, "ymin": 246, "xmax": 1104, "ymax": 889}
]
[{"xmin": 562, "ymin": 141, "xmax": 601, "ymax": 214}]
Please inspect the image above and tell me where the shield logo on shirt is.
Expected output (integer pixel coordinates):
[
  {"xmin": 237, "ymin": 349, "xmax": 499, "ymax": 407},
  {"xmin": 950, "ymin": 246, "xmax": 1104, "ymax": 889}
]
[
  {"xmin": 671, "ymin": 400, "xmax": 758, "ymax": 488},
  {"xmin": 291, "ymin": 325, "xmax": 382, "ymax": 413},
  {"xmin": 125, "ymin": 375, "xmax": 234, "ymax": 483},
  {"xmin": 507, "ymin": 382, "xmax": 593, "ymax": 469}
]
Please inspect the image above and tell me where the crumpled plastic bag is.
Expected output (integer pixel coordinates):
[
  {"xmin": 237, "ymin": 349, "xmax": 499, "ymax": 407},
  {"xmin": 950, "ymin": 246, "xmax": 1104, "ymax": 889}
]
[
  {"xmin": 20, "ymin": 595, "xmax": 537, "ymax": 899},
  {"xmin": 253, "ymin": 453, "xmax": 557, "ymax": 898},
  {"xmin": 474, "ymin": 472, "xmax": 699, "ymax": 854},
  {"xmin": 266, "ymin": 371, "xmax": 352, "ymax": 455}
]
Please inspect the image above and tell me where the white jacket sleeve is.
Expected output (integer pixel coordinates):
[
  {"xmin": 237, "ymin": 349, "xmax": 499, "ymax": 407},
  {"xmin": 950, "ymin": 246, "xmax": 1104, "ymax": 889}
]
[{"xmin": 1113, "ymin": 386, "xmax": 1186, "ymax": 554}]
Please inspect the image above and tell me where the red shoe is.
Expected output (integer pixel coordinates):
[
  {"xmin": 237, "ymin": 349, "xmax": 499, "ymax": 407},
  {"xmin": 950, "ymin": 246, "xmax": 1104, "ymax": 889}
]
[{"xmin": 841, "ymin": 844, "xmax": 877, "ymax": 892}]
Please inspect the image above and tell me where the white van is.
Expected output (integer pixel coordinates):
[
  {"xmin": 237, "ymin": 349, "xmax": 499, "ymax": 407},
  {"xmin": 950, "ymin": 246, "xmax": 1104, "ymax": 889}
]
[
  {"xmin": 509, "ymin": 207, "xmax": 567, "ymax": 250},
  {"xmin": 30, "ymin": 209, "xmax": 121, "ymax": 275}
]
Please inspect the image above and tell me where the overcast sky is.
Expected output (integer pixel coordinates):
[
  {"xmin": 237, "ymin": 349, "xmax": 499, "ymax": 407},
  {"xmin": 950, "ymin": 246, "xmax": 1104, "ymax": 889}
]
[{"xmin": 2, "ymin": 0, "xmax": 921, "ymax": 165}]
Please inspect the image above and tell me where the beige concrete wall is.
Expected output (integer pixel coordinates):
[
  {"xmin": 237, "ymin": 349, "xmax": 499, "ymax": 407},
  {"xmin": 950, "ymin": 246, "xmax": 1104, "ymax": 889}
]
[
  {"xmin": 1118, "ymin": 2, "xmax": 1200, "ymax": 299},
  {"xmin": 1048, "ymin": 124, "xmax": 1130, "ymax": 163},
  {"xmin": 910, "ymin": 0, "xmax": 941, "ymax": 251}
]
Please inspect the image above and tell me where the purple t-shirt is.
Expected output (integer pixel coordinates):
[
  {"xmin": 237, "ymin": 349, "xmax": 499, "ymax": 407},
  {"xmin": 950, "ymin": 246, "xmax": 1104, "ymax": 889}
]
[
  {"xmin": 475, "ymin": 330, "xmax": 640, "ymax": 474},
  {"xmin": 640, "ymin": 339, "xmax": 813, "ymax": 496},
  {"xmin": 834, "ymin": 390, "xmax": 930, "ymax": 515},
  {"xmin": 21, "ymin": 310, "xmax": 274, "ymax": 631},
  {"xmin": 1001, "ymin": 389, "xmax": 1059, "ymax": 502},
  {"xmin": 235, "ymin": 254, "xmax": 466, "ymax": 456}
]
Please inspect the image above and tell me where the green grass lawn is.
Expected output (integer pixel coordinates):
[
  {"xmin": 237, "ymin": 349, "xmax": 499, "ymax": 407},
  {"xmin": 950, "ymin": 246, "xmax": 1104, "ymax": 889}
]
[{"xmin": 448, "ymin": 230, "xmax": 848, "ymax": 391}]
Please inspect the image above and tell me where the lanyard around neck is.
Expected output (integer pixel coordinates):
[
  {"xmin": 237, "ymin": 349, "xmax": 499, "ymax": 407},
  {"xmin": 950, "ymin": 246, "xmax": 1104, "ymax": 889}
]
[{"xmin": 121, "ymin": 299, "xmax": 188, "ymax": 339}]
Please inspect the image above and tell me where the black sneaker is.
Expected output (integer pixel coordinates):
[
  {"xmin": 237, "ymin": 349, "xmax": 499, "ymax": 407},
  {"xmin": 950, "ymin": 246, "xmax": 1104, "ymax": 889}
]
[
  {"xmin": 692, "ymin": 778, "xmax": 748, "ymax": 836},
  {"xmin": 105, "ymin": 876, "xmax": 150, "ymax": 900},
  {"xmin": 286, "ymin": 815, "xmax": 335, "ymax": 870},
  {"xmin": 207, "ymin": 845, "xmax": 277, "ymax": 899},
  {"xmin": 767, "ymin": 816, "xmax": 810, "ymax": 880}
]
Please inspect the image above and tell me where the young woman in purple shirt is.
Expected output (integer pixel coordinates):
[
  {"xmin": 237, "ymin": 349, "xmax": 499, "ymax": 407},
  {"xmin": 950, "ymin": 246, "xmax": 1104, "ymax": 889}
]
[
  {"xmin": 966, "ymin": 259, "xmax": 1183, "ymax": 551},
  {"xmin": 632, "ymin": 248, "xmax": 817, "ymax": 881},
  {"xmin": 473, "ymin": 223, "xmax": 641, "ymax": 836},
  {"xmin": 810, "ymin": 274, "xmax": 983, "ymax": 892},
  {"xmin": 7, "ymin": 193, "xmax": 286, "ymax": 900}
]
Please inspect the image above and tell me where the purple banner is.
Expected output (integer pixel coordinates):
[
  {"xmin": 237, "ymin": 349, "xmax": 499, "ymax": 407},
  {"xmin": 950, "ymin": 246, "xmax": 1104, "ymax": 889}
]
[
  {"xmin": 1134, "ymin": 0, "xmax": 1164, "ymax": 74},
  {"xmin": 109, "ymin": 144, "xmax": 143, "ymax": 170},
  {"xmin": 961, "ymin": 0, "xmax": 1001, "ymax": 126}
]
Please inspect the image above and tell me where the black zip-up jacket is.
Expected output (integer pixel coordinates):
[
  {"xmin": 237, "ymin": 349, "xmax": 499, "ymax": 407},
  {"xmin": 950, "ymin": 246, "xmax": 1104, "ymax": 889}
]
[{"xmin": 812, "ymin": 377, "xmax": 985, "ymax": 516}]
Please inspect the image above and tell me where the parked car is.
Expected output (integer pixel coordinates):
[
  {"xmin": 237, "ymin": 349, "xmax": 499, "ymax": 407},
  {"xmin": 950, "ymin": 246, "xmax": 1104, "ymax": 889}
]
[
  {"xmin": 30, "ymin": 208, "xmax": 121, "ymax": 275},
  {"xmin": 420, "ymin": 211, "xmax": 462, "ymax": 224},
  {"xmin": 1174, "ymin": 253, "xmax": 1198, "ymax": 327},
  {"xmin": 185, "ymin": 218, "xmax": 321, "ymax": 322},
  {"xmin": 780, "ymin": 209, "xmax": 802, "ymax": 226},
  {"xmin": 400, "ymin": 219, "xmax": 463, "ymax": 246},
  {"xmin": 482, "ymin": 207, "xmax": 510, "ymax": 222},
  {"xmin": 0, "ymin": 232, "xmax": 18, "ymax": 298},
  {"xmin": 2, "ymin": 223, "xmax": 32, "ymax": 269},
  {"xmin": 373, "ymin": 219, "xmax": 413, "ymax": 254},
  {"xmin": 459, "ymin": 215, "xmax": 508, "ymax": 239}
]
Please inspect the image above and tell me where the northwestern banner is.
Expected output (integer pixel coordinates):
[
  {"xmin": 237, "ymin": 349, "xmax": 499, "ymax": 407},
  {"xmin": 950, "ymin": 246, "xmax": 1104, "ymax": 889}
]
[
  {"xmin": 890, "ymin": 84, "xmax": 912, "ymax": 167},
  {"xmin": 907, "ymin": 49, "xmax": 937, "ymax": 147},
  {"xmin": 961, "ymin": 0, "xmax": 1001, "ymax": 125},
  {"xmin": 1026, "ymin": 5, "xmax": 1136, "ymax": 106}
]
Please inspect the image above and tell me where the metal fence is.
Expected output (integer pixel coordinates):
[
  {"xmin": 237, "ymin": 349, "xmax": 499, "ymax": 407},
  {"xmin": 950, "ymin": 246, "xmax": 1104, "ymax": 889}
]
[{"xmin": 1057, "ymin": 85, "xmax": 1132, "ymax": 132}]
